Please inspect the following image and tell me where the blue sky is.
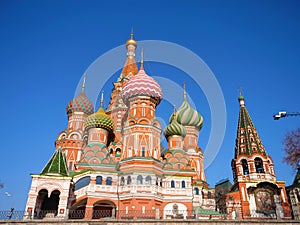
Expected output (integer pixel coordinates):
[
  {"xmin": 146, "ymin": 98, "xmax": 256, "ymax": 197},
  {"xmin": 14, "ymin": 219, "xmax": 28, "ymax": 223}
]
[{"xmin": 0, "ymin": 0, "xmax": 299, "ymax": 210}]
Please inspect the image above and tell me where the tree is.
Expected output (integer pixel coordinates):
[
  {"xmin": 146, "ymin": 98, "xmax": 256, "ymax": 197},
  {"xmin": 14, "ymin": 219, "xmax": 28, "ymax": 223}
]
[{"xmin": 283, "ymin": 128, "xmax": 300, "ymax": 169}]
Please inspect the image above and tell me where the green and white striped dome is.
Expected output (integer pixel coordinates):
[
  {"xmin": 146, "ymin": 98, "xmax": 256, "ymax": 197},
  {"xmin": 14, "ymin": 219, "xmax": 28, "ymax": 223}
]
[
  {"xmin": 170, "ymin": 98, "xmax": 203, "ymax": 130},
  {"xmin": 164, "ymin": 114, "xmax": 187, "ymax": 138}
]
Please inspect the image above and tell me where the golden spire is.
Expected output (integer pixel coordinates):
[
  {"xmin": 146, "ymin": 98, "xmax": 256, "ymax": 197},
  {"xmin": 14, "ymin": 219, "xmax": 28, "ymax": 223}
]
[
  {"xmin": 140, "ymin": 48, "xmax": 144, "ymax": 69},
  {"xmin": 81, "ymin": 74, "xmax": 86, "ymax": 92},
  {"xmin": 183, "ymin": 82, "xmax": 187, "ymax": 101},
  {"xmin": 100, "ymin": 90, "xmax": 104, "ymax": 108}
]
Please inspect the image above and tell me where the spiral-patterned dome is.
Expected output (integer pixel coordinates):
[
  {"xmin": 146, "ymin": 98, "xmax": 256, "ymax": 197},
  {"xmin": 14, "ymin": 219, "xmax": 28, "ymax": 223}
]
[
  {"xmin": 170, "ymin": 99, "xmax": 203, "ymax": 130},
  {"xmin": 85, "ymin": 107, "xmax": 114, "ymax": 132},
  {"xmin": 164, "ymin": 114, "xmax": 187, "ymax": 138},
  {"xmin": 66, "ymin": 92, "xmax": 94, "ymax": 115},
  {"xmin": 122, "ymin": 68, "xmax": 162, "ymax": 105}
]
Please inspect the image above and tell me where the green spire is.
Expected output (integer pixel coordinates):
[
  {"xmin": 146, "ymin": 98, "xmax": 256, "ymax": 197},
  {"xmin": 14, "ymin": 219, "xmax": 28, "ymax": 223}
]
[
  {"xmin": 235, "ymin": 95, "xmax": 266, "ymax": 158},
  {"xmin": 41, "ymin": 148, "xmax": 68, "ymax": 176}
]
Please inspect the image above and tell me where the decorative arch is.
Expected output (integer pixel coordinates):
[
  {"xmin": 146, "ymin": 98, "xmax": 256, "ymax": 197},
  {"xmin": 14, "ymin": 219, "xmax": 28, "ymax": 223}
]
[
  {"xmin": 163, "ymin": 202, "xmax": 187, "ymax": 219},
  {"xmin": 254, "ymin": 157, "xmax": 265, "ymax": 173},
  {"xmin": 92, "ymin": 200, "xmax": 116, "ymax": 219},
  {"xmin": 241, "ymin": 159, "xmax": 249, "ymax": 175}
]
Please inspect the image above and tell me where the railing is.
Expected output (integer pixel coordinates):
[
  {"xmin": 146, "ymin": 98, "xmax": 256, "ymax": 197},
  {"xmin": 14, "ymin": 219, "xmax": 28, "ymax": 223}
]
[
  {"xmin": 242, "ymin": 210, "xmax": 291, "ymax": 219},
  {"xmin": 0, "ymin": 209, "xmax": 292, "ymax": 221}
]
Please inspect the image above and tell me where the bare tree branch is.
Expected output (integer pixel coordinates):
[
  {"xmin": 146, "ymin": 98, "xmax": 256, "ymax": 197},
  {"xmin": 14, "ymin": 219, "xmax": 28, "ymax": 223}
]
[{"xmin": 283, "ymin": 128, "xmax": 300, "ymax": 169}]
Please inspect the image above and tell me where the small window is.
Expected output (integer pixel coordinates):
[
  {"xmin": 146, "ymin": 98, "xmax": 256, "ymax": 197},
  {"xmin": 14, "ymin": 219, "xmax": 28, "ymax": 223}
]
[
  {"xmin": 255, "ymin": 157, "xmax": 264, "ymax": 173},
  {"xmin": 241, "ymin": 159, "xmax": 249, "ymax": 175},
  {"xmin": 120, "ymin": 177, "xmax": 125, "ymax": 186},
  {"xmin": 171, "ymin": 180, "xmax": 175, "ymax": 188},
  {"xmin": 208, "ymin": 191, "xmax": 212, "ymax": 199},
  {"xmin": 127, "ymin": 176, "xmax": 132, "ymax": 185},
  {"xmin": 69, "ymin": 161, "xmax": 73, "ymax": 171},
  {"xmin": 137, "ymin": 175, "xmax": 143, "ymax": 185},
  {"xmin": 106, "ymin": 177, "xmax": 112, "ymax": 185},
  {"xmin": 96, "ymin": 176, "xmax": 102, "ymax": 185},
  {"xmin": 194, "ymin": 187, "xmax": 199, "ymax": 195},
  {"xmin": 181, "ymin": 181, "xmax": 186, "ymax": 188},
  {"xmin": 146, "ymin": 176, "xmax": 151, "ymax": 185},
  {"xmin": 141, "ymin": 147, "xmax": 145, "ymax": 157}
]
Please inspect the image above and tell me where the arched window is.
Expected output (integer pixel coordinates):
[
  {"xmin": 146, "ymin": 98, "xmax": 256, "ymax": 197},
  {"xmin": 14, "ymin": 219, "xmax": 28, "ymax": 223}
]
[
  {"xmin": 254, "ymin": 157, "xmax": 264, "ymax": 173},
  {"xmin": 106, "ymin": 177, "xmax": 112, "ymax": 185},
  {"xmin": 156, "ymin": 177, "xmax": 159, "ymax": 185},
  {"xmin": 171, "ymin": 180, "xmax": 175, "ymax": 188},
  {"xmin": 116, "ymin": 148, "xmax": 121, "ymax": 157},
  {"xmin": 207, "ymin": 191, "xmax": 212, "ymax": 199},
  {"xmin": 181, "ymin": 180, "xmax": 186, "ymax": 188},
  {"xmin": 241, "ymin": 159, "xmax": 249, "ymax": 175},
  {"xmin": 141, "ymin": 147, "xmax": 145, "ymax": 157},
  {"xmin": 109, "ymin": 148, "xmax": 114, "ymax": 155},
  {"xmin": 145, "ymin": 176, "xmax": 151, "ymax": 185},
  {"xmin": 127, "ymin": 176, "xmax": 132, "ymax": 185},
  {"xmin": 194, "ymin": 187, "xmax": 199, "ymax": 195},
  {"xmin": 96, "ymin": 176, "xmax": 102, "ymax": 185},
  {"xmin": 120, "ymin": 176, "xmax": 125, "ymax": 186},
  {"xmin": 74, "ymin": 176, "xmax": 90, "ymax": 191},
  {"xmin": 137, "ymin": 175, "xmax": 143, "ymax": 185}
]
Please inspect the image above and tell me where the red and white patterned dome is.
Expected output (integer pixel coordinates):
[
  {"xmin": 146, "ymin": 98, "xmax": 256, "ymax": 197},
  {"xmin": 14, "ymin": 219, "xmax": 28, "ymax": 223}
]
[{"xmin": 122, "ymin": 68, "xmax": 162, "ymax": 105}]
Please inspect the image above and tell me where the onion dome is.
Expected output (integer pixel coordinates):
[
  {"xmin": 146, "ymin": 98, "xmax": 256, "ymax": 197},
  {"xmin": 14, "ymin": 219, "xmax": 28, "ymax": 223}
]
[
  {"xmin": 164, "ymin": 114, "xmax": 187, "ymax": 138},
  {"xmin": 121, "ymin": 67, "xmax": 162, "ymax": 105},
  {"xmin": 84, "ymin": 107, "xmax": 114, "ymax": 132},
  {"xmin": 126, "ymin": 32, "xmax": 137, "ymax": 48},
  {"xmin": 66, "ymin": 92, "xmax": 94, "ymax": 115},
  {"xmin": 170, "ymin": 90, "xmax": 203, "ymax": 130}
]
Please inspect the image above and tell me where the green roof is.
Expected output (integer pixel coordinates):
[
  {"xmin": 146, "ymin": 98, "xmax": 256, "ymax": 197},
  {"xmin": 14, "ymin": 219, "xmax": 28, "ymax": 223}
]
[
  {"xmin": 235, "ymin": 100, "xmax": 267, "ymax": 158},
  {"xmin": 41, "ymin": 148, "xmax": 68, "ymax": 176}
]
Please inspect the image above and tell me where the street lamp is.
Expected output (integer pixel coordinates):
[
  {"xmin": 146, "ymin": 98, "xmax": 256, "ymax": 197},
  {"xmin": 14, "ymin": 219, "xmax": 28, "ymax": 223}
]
[
  {"xmin": 5, "ymin": 192, "xmax": 14, "ymax": 219},
  {"xmin": 273, "ymin": 111, "xmax": 300, "ymax": 120}
]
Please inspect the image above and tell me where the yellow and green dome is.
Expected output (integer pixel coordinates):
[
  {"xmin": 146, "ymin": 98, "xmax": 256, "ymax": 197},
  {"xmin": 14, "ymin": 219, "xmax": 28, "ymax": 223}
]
[{"xmin": 85, "ymin": 107, "xmax": 114, "ymax": 132}]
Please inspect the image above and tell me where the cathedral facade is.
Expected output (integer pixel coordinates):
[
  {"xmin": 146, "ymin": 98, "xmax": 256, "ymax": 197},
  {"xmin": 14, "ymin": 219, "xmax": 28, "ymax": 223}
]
[
  {"xmin": 24, "ymin": 33, "xmax": 291, "ymax": 220},
  {"xmin": 25, "ymin": 34, "xmax": 215, "ymax": 219}
]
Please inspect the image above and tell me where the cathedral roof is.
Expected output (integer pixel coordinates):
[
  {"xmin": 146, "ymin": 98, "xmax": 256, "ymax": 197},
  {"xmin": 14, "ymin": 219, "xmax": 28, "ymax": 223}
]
[
  {"xmin": 85, "ymin": 107, "xmax": 114, "ymax": 132},
  {"xmin": 170, "ymin": 88, "xmax": 203, "ymax": 130},
  {"xmin": 234, "ymin": 94, "xmax": 267, "ymax": 158},
  {"xmin": 121, "ymin": 66, "xmax": 162, "ymax": 105},
  {"xmin": 66, "ymin": 77, "xmax": 94, "ymax": 115},
  {"xmin": 164, "ymin": 113, "xmax": 187, "ymax": 138},
  {"xmin": 41, "ymin": 148, "xmax": 68, "ymax": 176}
]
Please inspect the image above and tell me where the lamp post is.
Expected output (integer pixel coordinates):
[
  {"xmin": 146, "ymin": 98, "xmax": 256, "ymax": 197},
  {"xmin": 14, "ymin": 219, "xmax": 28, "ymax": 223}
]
[{"xmin": 5, "ymin": 192, "xmax": 14, "ymax": 219}]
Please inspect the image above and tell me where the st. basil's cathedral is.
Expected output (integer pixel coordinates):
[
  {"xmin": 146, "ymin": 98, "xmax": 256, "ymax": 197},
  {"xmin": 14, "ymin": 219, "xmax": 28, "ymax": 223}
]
[{"xmin": 24, "ymin": 33, "xmax": 291, "ymax": 220}]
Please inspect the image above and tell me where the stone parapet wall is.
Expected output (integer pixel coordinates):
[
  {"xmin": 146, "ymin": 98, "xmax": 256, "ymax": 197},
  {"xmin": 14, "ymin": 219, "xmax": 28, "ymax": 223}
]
[{"xmin": 0, "ymin": 220, "xmax": 300, "ymax": 225}]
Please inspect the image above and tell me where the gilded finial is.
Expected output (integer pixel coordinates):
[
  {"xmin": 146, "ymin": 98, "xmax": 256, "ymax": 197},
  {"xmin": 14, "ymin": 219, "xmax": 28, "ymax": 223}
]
[
  {"xmin": 130, "ymin": 27, "xmax": 134, "ymax": 39},
  {"xmin": 126, "ymin": 28, "xmax": 137, "ymax": 48},
  {"xmin": 100, "ymin": 90, "xmax": 104, "ymax": 108},
  {"xmin": 81, "ymin": 75, "xmax": 86, "ymax": 92},
  {"xmin": 183, "ymin": 82, "xmax": 187, "ymax": 101},
  {"xmin": 140, "ymin": 48, "xmax": 144, "ymax": 69}
]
